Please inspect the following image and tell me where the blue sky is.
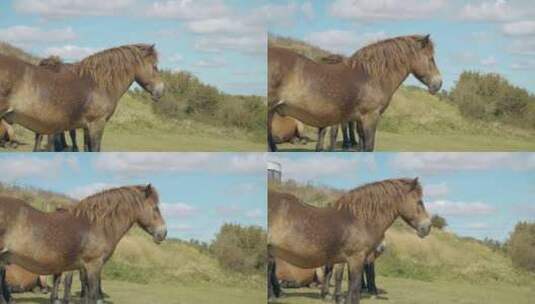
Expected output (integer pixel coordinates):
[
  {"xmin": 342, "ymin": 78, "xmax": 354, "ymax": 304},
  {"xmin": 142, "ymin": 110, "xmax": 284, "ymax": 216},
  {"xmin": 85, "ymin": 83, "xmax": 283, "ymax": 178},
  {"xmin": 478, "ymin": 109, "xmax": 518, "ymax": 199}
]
[
  {"xmin": 269, "ymin": 152, "xmax": 535, "ymax": 241},
  {"xmin": 0, "ymin": 153, "xmax": 267, "ymax": 241},
  {"xmin": 0, "ymin": 0, "xmax": 269, "ymax": 95},
  {"xmin": 269, "ymin": 0, "xmax": 535, "ymax": 93}
]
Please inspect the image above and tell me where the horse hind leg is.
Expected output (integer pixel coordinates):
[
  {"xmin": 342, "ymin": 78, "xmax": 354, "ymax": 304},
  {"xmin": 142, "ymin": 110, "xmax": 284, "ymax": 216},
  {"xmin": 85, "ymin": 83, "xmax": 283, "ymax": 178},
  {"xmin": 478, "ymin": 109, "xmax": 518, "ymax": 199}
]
[
  {"xmin": 62, "ymin": 272, "xmax": 72, "ymax": 304},
  {"xmin": 50, "ymin": 273, "xmax": 62, "ymax": 304},
  {"xmin": 315, "ymin": 127, "xmax": 327, "ymax": 152},
  {"xmin": 329, "ymin": 125, "xmax": 338, "ymax": 151},
  {"xmin": 69, "ymin": 130, "xmax": 78, "ymax": 152},
  {"xmin": 33, "ymin": 133, "xmax": 43, "ymax": 152},
  {"xmin": 320, "ymin": 264, "xmax": 334, "ymax": 299}
]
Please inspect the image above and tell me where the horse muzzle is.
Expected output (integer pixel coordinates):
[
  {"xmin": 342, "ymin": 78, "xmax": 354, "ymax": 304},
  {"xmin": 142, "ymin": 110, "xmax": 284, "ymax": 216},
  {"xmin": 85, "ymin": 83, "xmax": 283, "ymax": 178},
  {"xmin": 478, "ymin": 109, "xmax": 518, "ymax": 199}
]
[
  {"xmin": 151, "ymin": 83, "xmax": 165, "ymax": 102},
  {"xmin": 417, "ymin": 220, "xmax": 432, "ymax": 238},
  {"xmin": 152, "ymin": 226, "xmax": 167, "ymax": 244},
  {"xmin": 428, "ymin": 76, "xmax": 443, "ymax": 95}
]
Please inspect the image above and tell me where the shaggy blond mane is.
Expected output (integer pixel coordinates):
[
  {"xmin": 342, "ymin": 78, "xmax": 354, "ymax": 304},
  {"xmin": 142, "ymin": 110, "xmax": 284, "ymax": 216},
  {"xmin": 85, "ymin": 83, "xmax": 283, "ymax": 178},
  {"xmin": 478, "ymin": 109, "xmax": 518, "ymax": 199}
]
[
  {"xmin": 67, "ymin": 185, "xmax": 158, "ymax": 234},
  {"xmin": 334, "ymin": 178, "xmax": 421, "ymax": 221},
  {"xmin": 75, "ymin": 44, "xmax": 158, "ymax": 91},
  {"xmin": 350, "ymin": 35, "xmax": 434, "ymax": 77}
]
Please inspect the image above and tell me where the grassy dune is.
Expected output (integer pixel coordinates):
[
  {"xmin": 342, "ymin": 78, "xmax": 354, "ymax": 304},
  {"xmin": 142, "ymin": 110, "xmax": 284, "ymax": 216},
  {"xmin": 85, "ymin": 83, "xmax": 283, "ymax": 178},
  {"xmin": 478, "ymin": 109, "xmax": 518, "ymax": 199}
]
[
  {"xmin": 271, "ymin": 182, "xmax": 535, "ymax": 303},
  {"xmin": 3, "ymin": 94, "xmax": 265, "ymax": 152},
  {"xmin": 0, "ymin": 184, "xmax": 265, "ymax": 304}
]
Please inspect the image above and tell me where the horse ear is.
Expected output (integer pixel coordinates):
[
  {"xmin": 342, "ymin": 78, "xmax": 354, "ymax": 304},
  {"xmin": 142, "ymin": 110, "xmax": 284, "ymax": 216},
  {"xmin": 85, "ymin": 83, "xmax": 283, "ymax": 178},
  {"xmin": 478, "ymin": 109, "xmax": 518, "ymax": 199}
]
[
  {"xmin": 145, "ymin": 183, "xmax": 153, "ymax": 198},
  {"xmin": 420, "ymin": 34, "xmax": 431, "ymax": 48},
  {"xmin": 411, "ymin": 177, "xmax": 419, "ymax": 191}
]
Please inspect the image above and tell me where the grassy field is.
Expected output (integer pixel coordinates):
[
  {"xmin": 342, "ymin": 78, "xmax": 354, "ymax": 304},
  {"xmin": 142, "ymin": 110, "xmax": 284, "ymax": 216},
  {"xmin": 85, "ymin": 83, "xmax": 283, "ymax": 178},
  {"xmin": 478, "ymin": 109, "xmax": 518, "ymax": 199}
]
[
  {"xmin": 2, "ymin": 94, "xmax": 265, "ymax": 152},
  {"xmin": 270, "ymin": 276, "xmax": 535, "ymax": 304},
  {"xmin": 13, "ymin": 280, "xmax": 263, "ymax": 304}
]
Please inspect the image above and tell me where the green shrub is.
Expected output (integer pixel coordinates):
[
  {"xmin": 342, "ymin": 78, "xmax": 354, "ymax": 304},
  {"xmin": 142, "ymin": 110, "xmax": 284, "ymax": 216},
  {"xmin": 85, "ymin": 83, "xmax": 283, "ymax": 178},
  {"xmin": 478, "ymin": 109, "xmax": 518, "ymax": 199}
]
[
  {"xmin": 431, "ymin": 214, "xmax": 448, "ymax": 230},
  {"xmin": 508, "ymin": 221, "xmax": 535, "ymax": 272},
  {"xmin": 211, "ymin": 224, "xmax": 266, "ymax": 274}
]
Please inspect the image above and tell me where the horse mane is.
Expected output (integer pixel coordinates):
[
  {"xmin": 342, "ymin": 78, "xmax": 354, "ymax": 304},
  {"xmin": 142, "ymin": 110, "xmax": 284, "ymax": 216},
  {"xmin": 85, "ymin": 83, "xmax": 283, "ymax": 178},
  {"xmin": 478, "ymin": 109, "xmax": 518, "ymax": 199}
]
[
  {"xmin": 66, "ymin": 185, "xmax": 158, "ymax": 234},
  {"xmin": 75, "ymin": 44, "xmax": 158, "ymax": 91},
  {"xmin": 349, "ymin": 35, "xmax": 434, "ymax": 77},
  {"xmin": 334, "ymin": 178, "xmax": 421, "ymax": 221}
]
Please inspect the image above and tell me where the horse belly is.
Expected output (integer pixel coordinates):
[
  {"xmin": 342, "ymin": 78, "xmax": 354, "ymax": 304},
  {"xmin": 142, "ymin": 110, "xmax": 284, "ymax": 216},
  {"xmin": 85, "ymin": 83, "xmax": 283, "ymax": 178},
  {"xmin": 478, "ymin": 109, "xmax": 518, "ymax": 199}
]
[{"xmin": 278, "ymin": 92, "xmax": 345, "ymax": 128}]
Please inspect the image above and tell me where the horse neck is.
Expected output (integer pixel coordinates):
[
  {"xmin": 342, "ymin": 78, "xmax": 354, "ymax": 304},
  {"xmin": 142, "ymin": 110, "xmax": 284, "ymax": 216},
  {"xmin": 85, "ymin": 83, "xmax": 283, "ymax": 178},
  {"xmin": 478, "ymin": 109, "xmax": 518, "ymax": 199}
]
[{"xmin": 356, "ymin": 203, "xmax": 399, "ymax": 240}]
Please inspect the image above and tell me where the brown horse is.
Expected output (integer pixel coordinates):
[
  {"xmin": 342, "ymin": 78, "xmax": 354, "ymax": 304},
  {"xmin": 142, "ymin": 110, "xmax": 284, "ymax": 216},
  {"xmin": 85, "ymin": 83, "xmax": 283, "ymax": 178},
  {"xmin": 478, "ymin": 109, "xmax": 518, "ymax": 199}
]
[
  {"xmin": 5, "ymin": 264, "xmax": 48, "ymax": 294},
  {"xmin": 0, "ymin": 184, "xmax": 167, "ymax": 304},
  {"xmin": 268, "ymin": 34, "xmax": 442, "ymax": 152},
  {"xmin": 0, "ymin": 119, "xmax": 16, "ymax": 148},
  {"xmin": 31, "ymin": 56, "xmax": 80, "ymax": 152},
  {"xmin": 271, "ymin": 113, "xmax": 309, "ymax": 145},
  {"xmin": 0, "ymin": 44, "xmax": 164, "ymax": 151},
  {"xmin": 268, "ymin": 178, "xmax": 431, "ymax": 304}
]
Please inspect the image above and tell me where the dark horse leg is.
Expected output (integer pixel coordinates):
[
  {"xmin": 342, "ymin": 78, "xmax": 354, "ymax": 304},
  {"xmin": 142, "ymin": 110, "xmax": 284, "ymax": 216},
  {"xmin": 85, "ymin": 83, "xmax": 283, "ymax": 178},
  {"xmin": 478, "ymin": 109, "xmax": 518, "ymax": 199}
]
[
  {"xmin": 333, "ymin": 263, "xmax": 344, "ymax": 304},
  {"xmin": 0, "ymin": 267, "xmax": 10, "ymax": 304},
  {"xmin": 85, "ymin": 262, "xmax": 104, "ymax": 304},
  {"xmin": 33, "ymin": 133, "xmax": 43, "ymax": 152},
  {"xmin": 348, "ymin": 121, "xmax": 358, "ymax": 148},
  {"xmin": 341, "ymin": 123, "xmax": 351, "ymax": 150},
  {"xmin": 365, "ymin": 262, "xmax": 377, "ymax": 296},
  {"xmin": 328, "ymin": 126, "xmax": 338, "ymax": 151},
  {"xmin": 320, "ymin": 264, "xmax": 333, "ymax": 299},
  {"xmin": 83, "ymin": 127, "xmax": 91, "ymax": 152},
  {"xmin": 267, "ymin": 109, "xmax": 277, "ymax": 152},
  {"xmin": 50, "ymin": 273, "xmax": 62, "ymax": 304},
  {"xmin": 63, "ymin": 272, "xmax": 73, "ymax": 304},
  {"xmin": 267, "ymin": 256, "xmax": 281, "ymax": 300},
  {"xmin": 315, "ymin": 127, "xmax": 327, "ymax": 152},
  {"xmin": 69, "ymin": 129, "xmax": 79, "ymax": 152}
]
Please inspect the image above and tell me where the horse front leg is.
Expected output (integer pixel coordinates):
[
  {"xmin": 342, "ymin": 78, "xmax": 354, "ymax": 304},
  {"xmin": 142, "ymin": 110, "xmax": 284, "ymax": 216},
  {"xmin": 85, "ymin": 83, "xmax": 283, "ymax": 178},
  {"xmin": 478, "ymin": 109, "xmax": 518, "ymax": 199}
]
[
  {"xmin": 267, "ymin": 256, "xmax": 280, "ymax": 301},
  {"xmin": 50, "ymin": 273, "xmax": 62, "ymax": 304},
  {"xmin": 349, "ymin": 121, "xmax": 358, "ymax": 148},
  {"xmin": 333, "ymin": 263, "xmax": 344, "ymax": 304},
  {"xmin": 359, "ymin": 112, "xmax": 380, "ymax": 152},
  {"xmin": 346, "ymin": 255, "xmax": 366, "ymax": 304},
  {"xmin": 84, "ymin": 263, "xmax": 103, "ymax": 304},
  {"xmin": 267, "ymin": 109, "xmax": 277, "ymax": 152},
  {"xmin": 315, "ymin": 127, "xmax": 327, "ymax": 151},
  {"xmin": 87, "ymin": 120, "xmax": 106, "ymax": 152}
]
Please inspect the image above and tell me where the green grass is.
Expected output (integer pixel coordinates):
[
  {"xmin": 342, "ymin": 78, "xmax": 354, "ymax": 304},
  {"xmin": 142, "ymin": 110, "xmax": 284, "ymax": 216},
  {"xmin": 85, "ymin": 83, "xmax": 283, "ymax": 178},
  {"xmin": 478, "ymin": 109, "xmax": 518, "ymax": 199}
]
[
  {"xmin": 270, "ymin": 276, "xmax": 535, "ymax": 304},
  {"xmin": 12, "ymin": 279, "xmax": 264, "ymax": 304},
  {"xmin": 2, "ymin": 94, "xmax": 266, "ymax": 152}
]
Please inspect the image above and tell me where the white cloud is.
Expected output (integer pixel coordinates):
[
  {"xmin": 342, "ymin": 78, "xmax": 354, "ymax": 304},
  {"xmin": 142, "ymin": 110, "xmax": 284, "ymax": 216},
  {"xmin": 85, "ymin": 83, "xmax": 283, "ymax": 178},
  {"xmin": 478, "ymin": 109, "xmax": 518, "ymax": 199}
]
[
  {"xmin": 330, "ymin": 0, "xmax": 445, "ymax": 21},
  {"xmin": 305, "ymin": 30, "xmax": 387, "ymax": 55},
  {"xmin": 43, "ymin": 45, "xmax": 96, "ymax": 60},
  {"xmin": 14, "ymin": 0, "xmax": 137, "ymax": 18},
  {"xmin": 68, "ymin": 182, "xmax": 117, "ymax": 200},
  {"xmin": 464, "ymin": 222, "xmax": 491, "ymax": 230},
  {"xmin": 459, "ymin": 0, "xmax": 518, "ymax": 21},
  {"xmin": 481, "ymin": 55, "xmax": 497, "ymax": 66},
  {"xmin": 162, "ymin": 202, "xmax": 196, "ymax": 218},
  {"xmin": 194, "ymin": 35, "xmax": 265, "ymax": 55},
  {"xmin": 167, "ymin": 223, "xmax": 193, "ymax": 232},
  {"xmin": 145, "ymin": 0, "xmax": 229, "ymax": 20},
  {"xmin": 0, "ymin": 156, "xmax": 78, "ymax": 182},
  {"xmin": 427, "ymin": 200, "xmax": 496, "ymax": 216},
  {"xmin": 271, "ymin": 155, "xmax": 360, "ymax": 181},
  {"xmin": 390, "ymin": 153, "xmax": 535, "ymax": 174},
  {"xmin": 245, "ymin": 208, "xmax": 263, "ymax": 219},
  {"xmin": 510, "ymin": 59, "xmax": 535, "ymax": 70},
  {"xmin": 0, "ymin": 26, "xmax": 76, "ymax": 44},
  {"xmin": 424, "ymin": 182, "xmax": 449, "ymax": 199},
  {"xmin": 502, "ymin": 21, "xmax": 535, "ymax": 36},
  {"xmin": 168, "ymin": 53, "xmax": 183, "ymax": 63},
  {"xmin": 193, "ymin": 58, "xmax": 226, "ymax": 68},
  {"xmin": 301, "ymin": 2, "xmax": 315, "ymax": 20},
  {"xmin": 507, "ymin": 39, "xmax": 535, "ymax": 55},
  {"xmin": 93, "ymin": 153, "xmax": 266, "ymax": 176},
  {"xmin": 216, "ymin": 204, "xmax": 241, "ymax": 216}
]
